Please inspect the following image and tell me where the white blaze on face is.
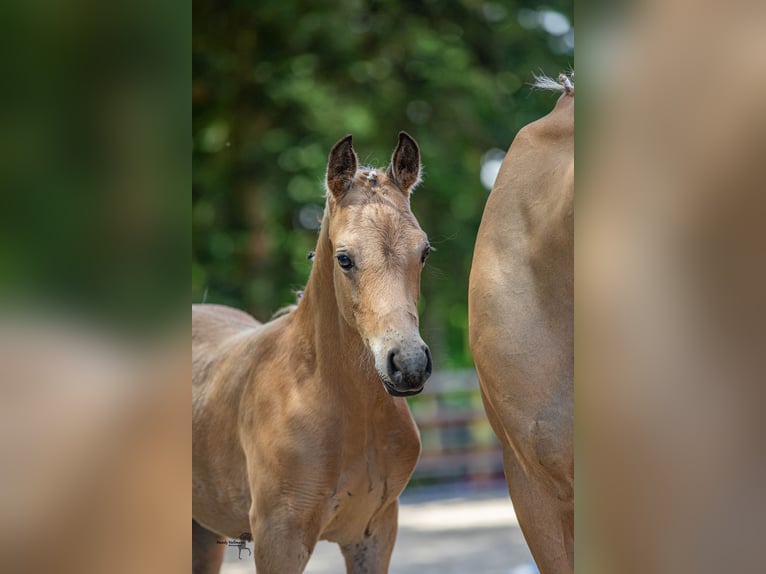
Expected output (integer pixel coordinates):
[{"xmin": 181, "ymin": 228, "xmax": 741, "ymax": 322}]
[{"xmin": 368, "ymin": 337, "xmax": 390, "ymax": 383}]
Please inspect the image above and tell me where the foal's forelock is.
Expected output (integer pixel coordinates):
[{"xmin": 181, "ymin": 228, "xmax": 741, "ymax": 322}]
[{"xmin": 328, "ymin": 169, "xmax": 408, "ymax": 205}]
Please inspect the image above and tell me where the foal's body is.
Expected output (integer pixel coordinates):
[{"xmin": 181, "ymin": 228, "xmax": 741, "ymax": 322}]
[
  {"xmin": 193, "ymin": 133, "xmax": 431, "ymax": 574},
  {"xmin": 192, "ymin": 304, "xmax": 418, "ymax": 572},
  {"xmin": 469, "ymin": 81, "xmax": 574, "ymax": 574}
]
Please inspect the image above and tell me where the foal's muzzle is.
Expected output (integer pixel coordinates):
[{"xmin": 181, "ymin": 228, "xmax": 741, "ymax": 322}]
[{"xmin": 382, "ymin": 344, "xmax": 432, "ymax": 396}]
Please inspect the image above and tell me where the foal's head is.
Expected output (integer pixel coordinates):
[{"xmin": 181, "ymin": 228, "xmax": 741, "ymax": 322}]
[{"xmin": 323, "ymin": 132, "xmax": 432, "ymax": 396}]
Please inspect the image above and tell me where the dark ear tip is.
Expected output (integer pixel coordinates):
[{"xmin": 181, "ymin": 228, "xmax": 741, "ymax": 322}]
[
  {"xmin": 398, "ymin": 131, "xmax": 418, "ymax": 149},
  {"xmin": 331, "ymin": 134, "xmax": 354, "ymax": 153}
]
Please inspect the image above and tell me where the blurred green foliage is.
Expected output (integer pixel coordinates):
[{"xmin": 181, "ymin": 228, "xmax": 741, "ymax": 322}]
[
  {"xmin": 0, "ymin": 0, "xmax": 188, "ymax": 335},
  {"xmin": 193, "ymin": 0, "xmax": 573, "ymax": 368}
]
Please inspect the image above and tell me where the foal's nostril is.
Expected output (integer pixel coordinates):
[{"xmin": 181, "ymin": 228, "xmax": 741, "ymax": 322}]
[
  {"xmin": 387, "ymin": 348, "xmax": 403, "ymax": 384},
  {"xmin": 382, "ymin": 344, "xmax": 432, "ymax": 392}
]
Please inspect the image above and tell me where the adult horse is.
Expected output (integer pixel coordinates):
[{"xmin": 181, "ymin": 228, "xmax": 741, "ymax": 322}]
[
  {"xmin": 192, "ymin": 132, "xmax": 433, "ymax": 574},
  {"xmin": 468, "ymin": 74, "xmax": 574, "ymax": 574}
]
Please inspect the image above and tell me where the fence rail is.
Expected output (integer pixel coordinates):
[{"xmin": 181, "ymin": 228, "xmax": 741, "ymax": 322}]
[{"xmin": 407, "ymin": 370, "xmax": 504, "ymax": 486}]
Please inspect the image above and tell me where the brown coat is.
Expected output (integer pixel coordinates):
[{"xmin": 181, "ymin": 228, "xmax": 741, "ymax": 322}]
[{"xmin": 469, "ymin": 88, "xmax": 574, "ymax": 574}]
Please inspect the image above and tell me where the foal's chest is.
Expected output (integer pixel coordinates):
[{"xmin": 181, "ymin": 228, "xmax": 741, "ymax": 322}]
[{"xmin": 321, "ymin": 425, "xmax": 419, "ymax": 542}]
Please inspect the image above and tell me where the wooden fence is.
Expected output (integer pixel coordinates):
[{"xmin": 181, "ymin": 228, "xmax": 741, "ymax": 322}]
[{"xmin": 406, "ymin": 370, "xmax": 504, "ymax": 486}]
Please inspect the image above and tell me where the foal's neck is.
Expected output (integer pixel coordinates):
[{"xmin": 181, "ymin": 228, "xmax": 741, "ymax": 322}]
[{"xmin": 294, "ymin": 214, "xmax": 380, "ymax": 398}]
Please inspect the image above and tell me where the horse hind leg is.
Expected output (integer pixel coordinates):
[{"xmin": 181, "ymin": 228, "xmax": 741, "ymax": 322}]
[
  {"xmin": 502, "ymin": 446, "xmax": 573, "ymax": 574},
  {"xmin": 193, "ymin": 519, "xmax": 226, "ymax": 574}
]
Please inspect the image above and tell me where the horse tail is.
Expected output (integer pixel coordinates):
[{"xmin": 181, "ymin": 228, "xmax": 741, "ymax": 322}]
[{"xmin": 532, "ymin": 71, "xmax": 574, "ymax": 95}]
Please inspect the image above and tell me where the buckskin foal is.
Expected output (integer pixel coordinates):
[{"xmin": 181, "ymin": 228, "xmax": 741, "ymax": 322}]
[
  {"xmin": 468, "ymin": 74, "xmax": 574, "ymax": 574},
  {"xmin": 193, "ymin": 132, "xmax": 432, "ymax": 574}
]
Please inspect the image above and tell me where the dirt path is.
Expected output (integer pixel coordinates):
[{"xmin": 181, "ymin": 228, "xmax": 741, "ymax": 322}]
[{"xmin": 220, "ymin": 485, "xmax": 535, "ymax": 573}]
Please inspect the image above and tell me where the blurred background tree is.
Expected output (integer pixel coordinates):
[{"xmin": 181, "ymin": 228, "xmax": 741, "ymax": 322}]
[{"xmin": 193, "ymin": 0, "xmax": 573, "ymax": 369}]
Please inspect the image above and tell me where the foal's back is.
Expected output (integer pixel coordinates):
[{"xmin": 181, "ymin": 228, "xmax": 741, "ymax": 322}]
[{"xmin": 192, "ymin": 304, "xmax": 260, "ymax": 363}]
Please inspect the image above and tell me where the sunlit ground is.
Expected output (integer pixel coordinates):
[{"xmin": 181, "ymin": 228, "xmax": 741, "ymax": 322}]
[{"xmin": 220, "ymin": 484, "xmax": 535, "ymax": 574}]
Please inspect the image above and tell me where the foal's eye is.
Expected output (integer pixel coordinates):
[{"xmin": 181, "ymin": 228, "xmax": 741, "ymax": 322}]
[
  {"xmin": 336, "ymin": 254, "xmax": 354, "ymax": 270},
  {"xmin": 421, "ymin": 246, "xmax": 432, "ymax": 266}
]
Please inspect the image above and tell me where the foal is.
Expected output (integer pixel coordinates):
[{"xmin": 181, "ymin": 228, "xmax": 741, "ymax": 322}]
[{"xmin": 192, "ymin": 133, "xmax": 432, "ymax": 574}]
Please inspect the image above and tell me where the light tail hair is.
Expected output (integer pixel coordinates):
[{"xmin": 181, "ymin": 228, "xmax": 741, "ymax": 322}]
[{"xmin": 531, "ymin": 71, "xmax": 574, "ymax": 95}]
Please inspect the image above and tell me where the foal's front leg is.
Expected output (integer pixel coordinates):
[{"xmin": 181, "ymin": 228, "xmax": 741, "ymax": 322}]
[
  {"xmin": 340, "ymin": 501, "xmax": 399, "ymax": 574},
  {"xmin": 250, "ymin": 506, "xmax": 321, "ymax": 574}
]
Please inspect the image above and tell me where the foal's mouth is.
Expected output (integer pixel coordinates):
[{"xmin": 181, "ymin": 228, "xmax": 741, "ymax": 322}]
[{"xmin": 378, "ymin": 374, "xmax": 425, "ymax": 397}]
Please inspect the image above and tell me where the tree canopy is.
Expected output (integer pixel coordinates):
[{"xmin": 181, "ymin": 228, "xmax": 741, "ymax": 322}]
[{"xmin": 193, "ymin": 0, "xmax": 573, "ymax": 368}]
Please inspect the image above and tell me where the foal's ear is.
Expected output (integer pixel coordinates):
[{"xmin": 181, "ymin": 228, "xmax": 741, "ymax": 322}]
[
  {"xmin": 326, "ymin": 134, "xmax": 358, "ymax": 199},
  {"xmin": 387, "ymin": 131, "xmax": 421, "ymax": 195}
]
